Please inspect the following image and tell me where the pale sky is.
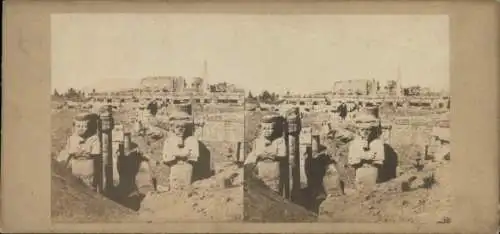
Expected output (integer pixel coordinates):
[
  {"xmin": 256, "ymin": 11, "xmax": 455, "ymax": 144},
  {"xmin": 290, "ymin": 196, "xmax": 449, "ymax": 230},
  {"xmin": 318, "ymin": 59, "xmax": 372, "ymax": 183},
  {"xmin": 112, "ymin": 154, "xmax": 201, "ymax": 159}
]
[{"xmin": 51, "ymin": 14, "xmax": 449, "ymax": 94}]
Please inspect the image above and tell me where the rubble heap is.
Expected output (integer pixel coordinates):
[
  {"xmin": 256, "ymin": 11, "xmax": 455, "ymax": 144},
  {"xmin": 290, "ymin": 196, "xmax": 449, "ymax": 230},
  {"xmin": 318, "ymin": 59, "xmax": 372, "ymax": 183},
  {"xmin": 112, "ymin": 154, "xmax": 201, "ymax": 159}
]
[
  {"xmin": 243, "ymin": 171, "xmax": 317, "ymax": 222},
  {"xmin": 138, "ymin": 162, "xmax": 243, "ymax": 222},
  {"xmin": 51, "ymin": 159, "xmax": 137, "ymax": 223},
  {"xmin": 319, "ymin": 161, "xmax": 452, "ymax": 223}
]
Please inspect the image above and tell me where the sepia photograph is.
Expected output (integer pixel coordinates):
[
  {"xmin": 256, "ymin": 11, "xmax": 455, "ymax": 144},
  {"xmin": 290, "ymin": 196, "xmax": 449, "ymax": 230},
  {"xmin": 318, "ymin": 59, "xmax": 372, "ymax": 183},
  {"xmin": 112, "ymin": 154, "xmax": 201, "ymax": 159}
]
[
  {"xmin": 3, "ymin": 0, "xmax": 498, "ymax": 232},
  {"xmin": 240, "ymin": 15, "xmax": 451, "ymax": 223},
  {"xmin": 51, "ymin": 14, "xmax": 246, "ymax": 223},
  {"xmin": 51, "ymin": 13, "xmax": 451, "ymax": 224}
]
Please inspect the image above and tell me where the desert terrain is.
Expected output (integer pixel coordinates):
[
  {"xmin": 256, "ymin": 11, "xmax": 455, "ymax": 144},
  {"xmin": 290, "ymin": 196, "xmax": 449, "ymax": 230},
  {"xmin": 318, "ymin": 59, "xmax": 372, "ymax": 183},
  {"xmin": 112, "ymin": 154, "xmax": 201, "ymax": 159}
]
[
  {"xmin": 51, "ymin": 103, "xmax": 245, "ymax": 222},
  {"xmin": 51, "ymin": 101, "xmax": 451, "ymax": 223},
  {"xmin": 242, "ymin": 106, "xmax": 452, "ymax": 223}
]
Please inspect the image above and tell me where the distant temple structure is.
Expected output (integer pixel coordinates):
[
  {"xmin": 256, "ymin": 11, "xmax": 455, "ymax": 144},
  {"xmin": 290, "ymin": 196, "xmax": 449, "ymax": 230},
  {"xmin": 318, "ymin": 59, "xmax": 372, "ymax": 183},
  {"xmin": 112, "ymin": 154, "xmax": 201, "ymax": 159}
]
[
  {"xmin": 89, "ymin": 61, "xmax": 245, "ymax": 105},
  {"xmin": 282, "ymin": 78, "xmax": 449, "ymax": 109},
  {"xmin": 140, "ymin": 76, "xmax": 188, "ymax": 92},
  {"xmin": 89, "ymin": 76, "xmax": 245, "ymax": 105},
  {"xmin": 332, "ymin": 79, "xmax": 374, "ymax": 96}
]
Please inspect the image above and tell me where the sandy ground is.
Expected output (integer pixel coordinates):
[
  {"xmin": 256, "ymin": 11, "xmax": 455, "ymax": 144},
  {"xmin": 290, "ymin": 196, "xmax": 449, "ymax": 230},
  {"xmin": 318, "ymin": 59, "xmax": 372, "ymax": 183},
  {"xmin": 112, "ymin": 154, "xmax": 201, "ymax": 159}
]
[
  {"xmin": 319, "ymin": 161, "xmax": 452, "ymax": 223},
  {"xmin": 51, "ymin": 105, "xmax": 247, "ymax": 222},
  {"xmin": 242, "ymin": 107, "xmax": 452, "ymax": 223},
  {"xmin": 243, "ymin": 171, "xmax": 318, "ymax": 222},
  {"xmin": 51, "ymin": 103, "xmax": 452, "ymax": 223},
  {"xmin": 52, "ymin": 158, "xmax": 138, "ymax": 223},
  {"xmin": 138, "ymin": 162, "xmax": 243, "ymax": 222},
  {"xmin": 318, "ymin": 109, "xmax": 452, "ymax": 223}
]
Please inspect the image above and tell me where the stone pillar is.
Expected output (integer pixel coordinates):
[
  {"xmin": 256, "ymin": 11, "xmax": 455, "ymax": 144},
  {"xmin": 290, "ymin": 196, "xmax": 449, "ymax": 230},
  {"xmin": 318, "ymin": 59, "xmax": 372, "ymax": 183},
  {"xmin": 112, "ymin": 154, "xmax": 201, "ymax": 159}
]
[
  {"xmin": 302, "ymin": 135, "xmax": 317, "ymax": 187},
  {"xmin": 194, "ymin": 114, "xmax": 205, "ymax": 140},
  {"xmin": 381, "ymin": 122, "xmax": 392, "ymax": 144},
  {"xmin": 112, "ymin": 125, "xmax": 125, "ymax": 186},
  {"xmin": 286, "ymin": 107, "xmax": 301, "ymax": 202},
  {"xmin": 94, "ymin": 117, "xmax": 104, "ymax": 194},
  {"xmin": 236, "ymin": 141, "xmax": 249, "ymax": 165},
  {"xmin": 99, "ymin": 105, "xmax": 115, "ymax": 195},
  {"xmin": 279, "ymin": 116, "xmax": 290, "ymax": 199}
]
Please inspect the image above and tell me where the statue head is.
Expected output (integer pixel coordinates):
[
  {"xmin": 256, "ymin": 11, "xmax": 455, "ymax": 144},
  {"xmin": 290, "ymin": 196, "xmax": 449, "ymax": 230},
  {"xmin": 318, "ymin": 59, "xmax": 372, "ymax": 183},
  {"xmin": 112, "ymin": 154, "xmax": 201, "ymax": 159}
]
[
  {"xmin": 169, "ymin": 111, "xmax": 192, "ymax": 140},
  {"xmin": 354, "ymin": 107, "xmax": 381, "ymax": 145},
  {"xmin": 73, "ymin": 112, "xmax": 98, "ymax": 138},
  {"xmin": 260, "ymin": 114, "xmax": 283, "ymax": 140}
]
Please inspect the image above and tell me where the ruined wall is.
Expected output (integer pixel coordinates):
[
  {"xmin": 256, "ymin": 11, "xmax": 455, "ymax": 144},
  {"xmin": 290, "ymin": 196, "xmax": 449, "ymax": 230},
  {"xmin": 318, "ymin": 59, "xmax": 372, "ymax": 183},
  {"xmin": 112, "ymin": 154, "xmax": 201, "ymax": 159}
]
[
  {"xmin": 200, "ymin": 121, "xmax": 244, "ymax": 142},
  {"xmin": 140, "ymin": 76, "xmax": 186, "ymax": 92},
  {"xmin": 333, "ymin": 79, "xmax": 372, "ymax": 95},
  {"xmin": 195, "ymin": 112, "xmax": 245, "ymax": 163}
]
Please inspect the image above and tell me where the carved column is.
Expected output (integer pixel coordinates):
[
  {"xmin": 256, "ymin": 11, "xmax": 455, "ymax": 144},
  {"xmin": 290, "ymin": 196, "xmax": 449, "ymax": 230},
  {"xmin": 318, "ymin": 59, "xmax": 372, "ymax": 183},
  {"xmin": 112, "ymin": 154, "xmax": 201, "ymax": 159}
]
[
  {"xmin": 194, "ymin": 113, "xmax": 205, "ymax": 141},
  {"xmin": 286, "ymin": 107, "xmax": 301, "ymax": 202},
  {"xmin": 100, "ymin": 105, "xmax": 114, "ymax": 195},
  {"xmin": 307, "ymin": 134, "xmax": 319, "ymax": 184},
  {"xmin": 279, "ymin": 115, "xmax": 290, "ymax": 199},
  {"xmin": 95, "ymin": 116, "xmax": 104, "ymax": 194}
]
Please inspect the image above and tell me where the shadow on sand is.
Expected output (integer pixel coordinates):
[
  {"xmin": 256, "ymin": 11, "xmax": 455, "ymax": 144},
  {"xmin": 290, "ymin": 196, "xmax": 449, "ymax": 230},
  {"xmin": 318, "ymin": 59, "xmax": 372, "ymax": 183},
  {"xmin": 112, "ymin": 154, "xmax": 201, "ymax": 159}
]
[
  {"xmin": 295, "ymin": 143, "xmax": 399, "ymax": 214},
  {"xmin": 192, "ymin": 141, "xmax": 215, "ymax": 181},
  {"xmin": 110, "ymin": 139, "xmax": 215, "ymax": 211}
]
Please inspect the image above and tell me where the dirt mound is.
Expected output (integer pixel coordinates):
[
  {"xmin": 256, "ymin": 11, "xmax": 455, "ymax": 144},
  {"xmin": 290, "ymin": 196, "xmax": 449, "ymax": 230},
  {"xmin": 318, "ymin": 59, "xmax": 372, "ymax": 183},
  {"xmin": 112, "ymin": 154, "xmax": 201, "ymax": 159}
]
[
  {"xmin": 243, "ymin": 171, "xmax": 317, "ymax": 222},
  {"xmin": 51, "ymin": 159, "xmax": 137, "ymax": 223},
  {"xmin": 138, "ymin": 162, "xmax": 243, "ymax": 222},
  {"xmin": 315, "ymin": 118, "xmax": 452, "ymax": 223},
  {"xmin": 319, "ymin": 161, "xmax": 452, "ymax": 223}
]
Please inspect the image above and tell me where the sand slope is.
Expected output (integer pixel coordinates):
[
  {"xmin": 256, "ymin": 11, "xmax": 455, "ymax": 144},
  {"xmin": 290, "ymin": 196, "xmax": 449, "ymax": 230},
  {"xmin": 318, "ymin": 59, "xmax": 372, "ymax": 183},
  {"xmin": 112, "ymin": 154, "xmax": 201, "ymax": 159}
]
[
  {"xmin": 51, "ymin": 159, "xmax": 137, "ymax": 223},
  {"xmin": 243, "ymin": 171, "xmax": 318, "ymax": 222}
]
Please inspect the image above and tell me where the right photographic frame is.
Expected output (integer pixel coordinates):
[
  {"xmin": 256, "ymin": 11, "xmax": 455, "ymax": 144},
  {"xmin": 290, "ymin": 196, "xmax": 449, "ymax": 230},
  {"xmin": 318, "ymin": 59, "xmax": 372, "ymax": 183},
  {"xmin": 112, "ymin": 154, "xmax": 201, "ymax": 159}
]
[{"xmin": 241, "ymin": 14, "xmax": 451, "ymax": 224}]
